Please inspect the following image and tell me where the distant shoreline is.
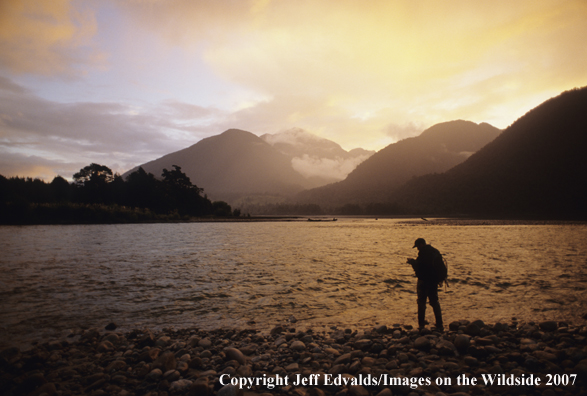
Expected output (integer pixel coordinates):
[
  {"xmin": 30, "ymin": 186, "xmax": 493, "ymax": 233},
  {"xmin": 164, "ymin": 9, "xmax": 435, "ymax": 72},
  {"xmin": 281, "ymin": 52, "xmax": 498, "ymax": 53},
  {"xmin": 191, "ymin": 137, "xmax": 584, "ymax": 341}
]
[
  {"xmin": 1, "ymin": 216, "xmax": 586, "ymax": 226},
  {"xmin": 396, "ymin": 218, "xmax": 587, "ymax": 226}
]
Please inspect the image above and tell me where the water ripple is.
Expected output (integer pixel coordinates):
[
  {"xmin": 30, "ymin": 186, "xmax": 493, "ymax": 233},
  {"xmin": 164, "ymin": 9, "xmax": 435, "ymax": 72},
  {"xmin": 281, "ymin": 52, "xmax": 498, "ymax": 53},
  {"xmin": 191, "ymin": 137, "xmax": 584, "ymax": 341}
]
[{"xmin": 1, "ymin": 220, "xmax": 586, "ymax": 349}]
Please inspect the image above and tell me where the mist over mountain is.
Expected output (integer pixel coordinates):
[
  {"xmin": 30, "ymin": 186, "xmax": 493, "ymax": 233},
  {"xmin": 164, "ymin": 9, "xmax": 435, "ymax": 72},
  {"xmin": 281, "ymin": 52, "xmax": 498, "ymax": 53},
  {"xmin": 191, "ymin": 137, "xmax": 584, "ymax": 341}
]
[
  {"xmin": 123, "ymin": 87, "xmax": 587, "ymax": 219},
  {"xmin": 390, "ymin": 87, "xmax": 587, "ymax": 219},
  {"xmin": 261, "ymin": 128, "xmax": 374, "ymax": 182},
  {"xmin": 295, "ymin": 120, "xmax": 502, "ymax": 206},
  {"xmin": 124, "ymin": 128, "xmax": 373, "ymax": 204},
  {"xmin": 125, "ymin": 129, "xmax": 309, "ymax": 202}
]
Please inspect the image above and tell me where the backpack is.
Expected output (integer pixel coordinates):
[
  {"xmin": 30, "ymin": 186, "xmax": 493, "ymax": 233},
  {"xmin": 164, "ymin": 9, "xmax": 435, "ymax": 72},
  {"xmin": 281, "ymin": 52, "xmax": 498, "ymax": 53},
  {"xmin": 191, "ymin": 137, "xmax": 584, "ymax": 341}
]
[{"xmin": 432, "ymin": 250, "xmax": 449, "ymax": 289}]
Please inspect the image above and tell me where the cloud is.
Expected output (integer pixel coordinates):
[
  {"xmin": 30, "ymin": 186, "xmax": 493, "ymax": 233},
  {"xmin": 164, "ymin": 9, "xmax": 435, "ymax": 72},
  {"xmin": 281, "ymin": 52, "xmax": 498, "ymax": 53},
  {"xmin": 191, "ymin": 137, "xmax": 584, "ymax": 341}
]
[
  {"xmin": 0, "ymin": 0, "xmax": 105, "ymax": 76},
  {"xmin": 161, "ymin": 100, "xmax": 222, "ymax": 121},
  {"xmin": 385, "ymin": 123, "xmax": 424, "ymax": 142},
  {"xmin": 261, "ymin": 128, "xmax": 374, "ymax": 181},
  {"xmin": 0, "ymin": 75, "xmax": 29, "ymax": 94},
  {"xmin": 291, "ymin": 154, "xmax": 373, "ymax": 181},
  {"xmin": 263, "ymin": 128, "xmax": 326, "ymax": 147},
  {"xmin": 2, "ymin": 0, "xmax": 587, "ymax": 180},
  {"xmin": 0, "ymin": 77, "xmax": 225, "ymax": 179},
  {"xmin": 0, "ymin": 151, "xmax": 81, "ymax": 181},
  {"xmin": 112, "ymin": 0, "xmax": 587, "ymax": 146}
]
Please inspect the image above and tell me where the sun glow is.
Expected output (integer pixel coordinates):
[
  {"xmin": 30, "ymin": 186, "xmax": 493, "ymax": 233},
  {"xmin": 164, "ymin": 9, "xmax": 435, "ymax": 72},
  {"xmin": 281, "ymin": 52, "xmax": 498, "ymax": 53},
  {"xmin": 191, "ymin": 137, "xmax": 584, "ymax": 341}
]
[{"xmin": 1, "ymin": 0, "xmax": 586, "ymax": 179}]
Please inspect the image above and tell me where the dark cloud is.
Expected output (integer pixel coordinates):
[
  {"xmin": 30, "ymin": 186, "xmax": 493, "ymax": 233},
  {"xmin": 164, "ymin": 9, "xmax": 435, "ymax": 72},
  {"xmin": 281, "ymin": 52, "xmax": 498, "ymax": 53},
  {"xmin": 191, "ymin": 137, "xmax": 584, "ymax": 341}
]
[
  {"xmin": 0, "ymin": 77, "xmax": 224, "ymax": 179},
  {"xmin": 0, "ymin": 76, "xmax": 29, "ymax": 94}
]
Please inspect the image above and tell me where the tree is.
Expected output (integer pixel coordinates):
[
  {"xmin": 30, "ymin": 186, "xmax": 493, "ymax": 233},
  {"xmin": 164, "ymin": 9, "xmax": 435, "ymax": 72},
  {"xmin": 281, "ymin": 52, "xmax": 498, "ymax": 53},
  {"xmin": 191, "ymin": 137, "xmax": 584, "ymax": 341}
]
[
  {"xmin": 50, "ymin": 175, "xmax": 72, "ymax": 202},
  {"xmin": 161, "ymin": 165, "xmax": 210, "ymax": 216},
  {"xmin": 0, "ymin": 174, "xmax": 8, "ymax": 202},
  {"xmin": 212, "ymin": 201, "xmax": 232, "ymax": 216},
  {"xmin": 73, "ymin": 163, "xmax": 115, "ymax": 203},
  {"xmin": 162, "ymin": 165, "xmax": 203, "ymax": 194},
  {"xmin": 73, "ymin": 163, "xmax": 115, "ymax": 187},
  {"xmin": 125, "ymin": 167, "xmax": 166, "ymax": 212}
]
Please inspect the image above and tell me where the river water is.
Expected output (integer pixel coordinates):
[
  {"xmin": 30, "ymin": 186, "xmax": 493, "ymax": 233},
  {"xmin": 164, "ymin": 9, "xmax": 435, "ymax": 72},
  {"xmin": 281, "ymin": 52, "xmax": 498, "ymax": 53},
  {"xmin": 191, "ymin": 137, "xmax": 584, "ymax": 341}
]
[{"xmin": 1, "ymin": 219, "xmax": 586, "ymax": 349}]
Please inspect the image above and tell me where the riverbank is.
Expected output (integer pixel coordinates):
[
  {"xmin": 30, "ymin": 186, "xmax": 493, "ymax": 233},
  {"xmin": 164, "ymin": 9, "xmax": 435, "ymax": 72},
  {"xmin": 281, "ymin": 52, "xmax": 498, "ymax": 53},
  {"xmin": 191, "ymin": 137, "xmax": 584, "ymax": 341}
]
[
  {"xmin": 0, "ymin": 200, "xmax": 306, "ymax": 225},
  {"xmin": 1, "ymin": 319, "xmax": 586, "ymax": 396}
]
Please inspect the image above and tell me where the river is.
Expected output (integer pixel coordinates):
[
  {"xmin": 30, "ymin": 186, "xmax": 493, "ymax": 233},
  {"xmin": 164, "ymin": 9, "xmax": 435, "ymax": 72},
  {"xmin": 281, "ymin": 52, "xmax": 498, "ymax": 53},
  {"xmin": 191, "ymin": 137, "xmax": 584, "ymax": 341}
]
[{"xmin": 1, "ymin": 219, "xmax": 586, "ymax": 349}]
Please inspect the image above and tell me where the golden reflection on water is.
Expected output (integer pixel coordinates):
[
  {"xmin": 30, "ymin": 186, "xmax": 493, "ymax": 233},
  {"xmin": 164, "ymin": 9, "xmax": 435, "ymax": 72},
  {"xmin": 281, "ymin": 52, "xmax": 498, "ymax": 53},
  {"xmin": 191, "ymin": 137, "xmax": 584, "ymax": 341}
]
[{"xmin": 0, "ymin": 219, "xmax": 586, "ymax": 348}]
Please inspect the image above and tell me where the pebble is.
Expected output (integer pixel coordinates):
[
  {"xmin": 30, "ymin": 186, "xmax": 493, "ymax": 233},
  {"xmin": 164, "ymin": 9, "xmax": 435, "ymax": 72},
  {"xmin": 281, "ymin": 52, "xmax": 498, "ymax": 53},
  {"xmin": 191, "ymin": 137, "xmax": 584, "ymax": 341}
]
[
  {"xmin": 414, "ymin": 336, "xmax": 431, "ymax": 351},
  {"xmin": 453, "ymin": 334, "xmax": 470, "ymax": 353},
  {"xmin": 217, "ymin": 384, "xmax": 242, "ymax": 396},
  {"xmin": 290, "ymin": 340, "xmax": 306, "ymax": 351},
  {"xmin": 198, "ymin": 338, "xmax": 212, "ymax": 349},
  {"xmin": 105, "ymin": 322, "xmax": 117, "ymax": 331},
  {"xmin": 170, "ymin": 378, "xmax": 192, "ymax": 393},
  {"xmin": 224, "ymin": 347, "xmax": 246, "ymax": 365},
  {"xmin": 1, "ymin": 319, "xmax": 585, "ymax": 396}
]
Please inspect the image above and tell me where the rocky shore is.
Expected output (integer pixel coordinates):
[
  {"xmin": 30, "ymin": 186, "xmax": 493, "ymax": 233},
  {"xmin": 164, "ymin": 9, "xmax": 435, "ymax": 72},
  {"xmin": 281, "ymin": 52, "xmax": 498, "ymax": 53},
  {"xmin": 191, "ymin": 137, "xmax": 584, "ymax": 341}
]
[{"xmin": 1, "ymin": 319, "xmax": 586, "ymax": 396}]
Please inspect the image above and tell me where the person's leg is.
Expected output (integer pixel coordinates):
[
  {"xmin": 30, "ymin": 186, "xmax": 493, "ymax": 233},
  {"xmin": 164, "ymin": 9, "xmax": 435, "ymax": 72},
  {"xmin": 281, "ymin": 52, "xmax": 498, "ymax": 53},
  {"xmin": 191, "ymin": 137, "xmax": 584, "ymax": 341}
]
[
  {"xmin": 428, "ymin": 284, "xmax": 443, "ymax": 329},
  {"xmin": 416, "ymin": 280, "xmax": 427, "ymax": 329}
]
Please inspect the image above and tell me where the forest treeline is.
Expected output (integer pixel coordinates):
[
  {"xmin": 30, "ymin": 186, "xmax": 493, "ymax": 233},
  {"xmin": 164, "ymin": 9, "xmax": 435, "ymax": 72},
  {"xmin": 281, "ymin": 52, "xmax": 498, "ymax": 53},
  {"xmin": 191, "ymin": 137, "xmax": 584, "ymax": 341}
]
[{"xmin": 0, "ymin": 163, "xmax": 240, "ymax": 224}]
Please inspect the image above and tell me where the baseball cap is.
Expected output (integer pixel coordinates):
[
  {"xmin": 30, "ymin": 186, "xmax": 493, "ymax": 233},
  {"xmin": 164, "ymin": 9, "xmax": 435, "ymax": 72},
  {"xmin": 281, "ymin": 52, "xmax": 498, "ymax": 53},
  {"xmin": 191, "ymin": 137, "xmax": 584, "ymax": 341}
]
[{"xmin": 413, "ymin": 238, "xmax": 426, "ymax": 248}]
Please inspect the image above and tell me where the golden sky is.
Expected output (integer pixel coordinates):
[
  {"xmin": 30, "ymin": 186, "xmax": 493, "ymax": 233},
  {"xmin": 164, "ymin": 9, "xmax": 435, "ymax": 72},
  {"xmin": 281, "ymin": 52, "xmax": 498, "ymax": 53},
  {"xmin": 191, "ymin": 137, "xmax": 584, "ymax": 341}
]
[{"xmin": 1, "ymin": 0, "xmax": 586, "ymax": 179}]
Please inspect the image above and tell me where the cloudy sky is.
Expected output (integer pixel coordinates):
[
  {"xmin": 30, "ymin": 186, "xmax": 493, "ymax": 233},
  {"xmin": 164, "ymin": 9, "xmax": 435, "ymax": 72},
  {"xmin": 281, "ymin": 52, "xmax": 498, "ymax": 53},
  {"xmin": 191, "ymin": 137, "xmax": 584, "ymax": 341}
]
[{"xmin": 1, "ymin": 0, "xmax": 586, "ymax": 180}]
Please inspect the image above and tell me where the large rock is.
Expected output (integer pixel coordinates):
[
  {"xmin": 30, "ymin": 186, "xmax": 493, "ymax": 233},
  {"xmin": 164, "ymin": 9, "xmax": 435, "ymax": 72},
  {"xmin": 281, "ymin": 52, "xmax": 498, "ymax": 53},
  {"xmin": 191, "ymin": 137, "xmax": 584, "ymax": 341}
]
[
  {"xmin": 285, "ymin": 362, "xmax": 299, "ymax": 372},
  {"xmin": 290, "ymin": 340, "xmax": 306, "ymax": 351},
  {"xmin": 270, "ymin": 325, "xmax": 284, "ymax": 335},
  {"xmin": 105, "ymin": 322, "xmax": 117, "ymax": 331},
  {"xmin": 414, "ymin": 336, "xmax": 431, "ymax": 351},
  {"xmin": 375, "ymin": 389, "xmax": 392, "ymax": 396},
  {"xmin": 236, "ymin": 365, "xmax": 253, "ymax": 377},
  {"xmin": 539, "ymin": 321, "xmax": 558, "ymax": 332},
  {"xmin": 334, "ymin": 353, "xmax": 351, "ymax": 365},
  {"xmin": 454, "ymin": 334, "xmax": 470, "ymax": 353},
  {"xmin": 348, "ymin": 385, "xmax": 370, "ymax": 396},
  {"xmin": 190, "ymin": 376, "xmax": 211, "ymax": 396},
  {"xmin": 217, "ymin": 384, "xmax": 243, "ymax": 396},
  {"xmin": 436, "ymin": 340, "xmax": 458, "ymax": 356},
  {"xmin": 153, "ymin": 351, "xmax": 177, "ymax": 372},
  {"xmin": 465, "ymin": 323, "xmax": 481, "ymax": 336},
  {"xmin": 224, "ymin": 347, "xmax": 246, "ymax": 365},
  {"xmin": 239, "ymin": 344, "xmax": 257, "ymax": 355},
  {"xmin": 198, "ymin": 338, "xmax": 212, "ymax": 349},
  {"xmin": 170, "ymin": 379, "xmax": 193, "ymax": 394},
  {"xmin": 147, "ymin": 368, "xmax": 163, "ymax": 382}
]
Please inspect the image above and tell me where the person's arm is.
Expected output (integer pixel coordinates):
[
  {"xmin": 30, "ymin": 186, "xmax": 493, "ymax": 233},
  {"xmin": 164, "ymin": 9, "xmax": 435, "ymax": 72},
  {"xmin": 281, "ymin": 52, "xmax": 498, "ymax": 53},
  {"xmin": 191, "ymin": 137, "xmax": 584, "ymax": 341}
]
[{"xmin": 407, "ymin": 258, "xmax": 419, "ymax": 274}]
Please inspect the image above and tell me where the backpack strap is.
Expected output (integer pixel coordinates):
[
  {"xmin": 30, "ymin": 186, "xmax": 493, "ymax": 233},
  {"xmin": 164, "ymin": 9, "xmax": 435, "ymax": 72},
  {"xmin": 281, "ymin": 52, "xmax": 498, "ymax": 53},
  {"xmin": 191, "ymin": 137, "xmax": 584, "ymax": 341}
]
[{"xmin": 443, "ymin": 257, "xmax": 449, "ymax": 291}]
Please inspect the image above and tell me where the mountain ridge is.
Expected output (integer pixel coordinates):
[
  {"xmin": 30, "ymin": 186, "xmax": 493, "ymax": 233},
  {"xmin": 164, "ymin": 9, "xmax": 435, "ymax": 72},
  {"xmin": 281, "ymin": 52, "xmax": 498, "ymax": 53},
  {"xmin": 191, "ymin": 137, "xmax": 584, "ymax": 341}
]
[
  {"xmin": 295, "ymin": 120, "xmax": 502, "ymax": 206},
  {"xmin": 390, "ymin": 87, "xmax": 587, "ymax": 218},
  {"xmin": 124, "ymin": 128, "xmax": 374, "ymax": 204},
  {"xmin": 124, "ymin": 129, "xmax": 309, "ymax": 202}
]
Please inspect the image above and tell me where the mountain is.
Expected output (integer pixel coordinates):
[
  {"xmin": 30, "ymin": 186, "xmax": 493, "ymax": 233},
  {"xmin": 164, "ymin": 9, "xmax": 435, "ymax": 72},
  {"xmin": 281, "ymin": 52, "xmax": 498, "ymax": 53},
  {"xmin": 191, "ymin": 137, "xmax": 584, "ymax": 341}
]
[
  {"xmin": 295, "ymin": 120, "xmax": 502, "ymax": 206},
  {"xmin": 126, "ymin": 128, "xmax": 375, "ymax": 204},
  {"xmin": 391, "ymin": 87, "xmax": 587, "ymax": 219},
  {"xmin": 261, "ymin": 128, "xmax": 375, "ymax": 184},
  {"xmin": 124, "ymin": 129, "xmax": 311, "ymax": 202}
]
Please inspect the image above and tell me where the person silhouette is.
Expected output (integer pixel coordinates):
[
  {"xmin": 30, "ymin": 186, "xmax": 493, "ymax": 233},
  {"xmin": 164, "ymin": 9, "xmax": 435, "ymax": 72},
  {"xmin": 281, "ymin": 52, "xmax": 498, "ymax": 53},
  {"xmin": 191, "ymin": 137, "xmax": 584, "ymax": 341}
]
[{"xmin": 407, "ymin": 238, "xmax": 444, "ymax": 331}]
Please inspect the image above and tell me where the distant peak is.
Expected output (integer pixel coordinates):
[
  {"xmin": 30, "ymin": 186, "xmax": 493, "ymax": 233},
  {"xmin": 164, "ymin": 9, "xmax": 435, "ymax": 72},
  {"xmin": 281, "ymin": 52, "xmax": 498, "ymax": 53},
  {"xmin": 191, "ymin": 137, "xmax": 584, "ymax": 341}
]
[
  {"xmin": 211, "ymin": 128, "xmax": 263, "ymax": 141},
  {"xmin": 220, "ymin": 128, "xmax": 256, "ymax": 136},
  {"xmin": 419, "ymin": 120, "xmax": 499, "ymax": 138},
  {"xmin": 263, "ymin": 128, "xmax": 333, "ymax": 146}
]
